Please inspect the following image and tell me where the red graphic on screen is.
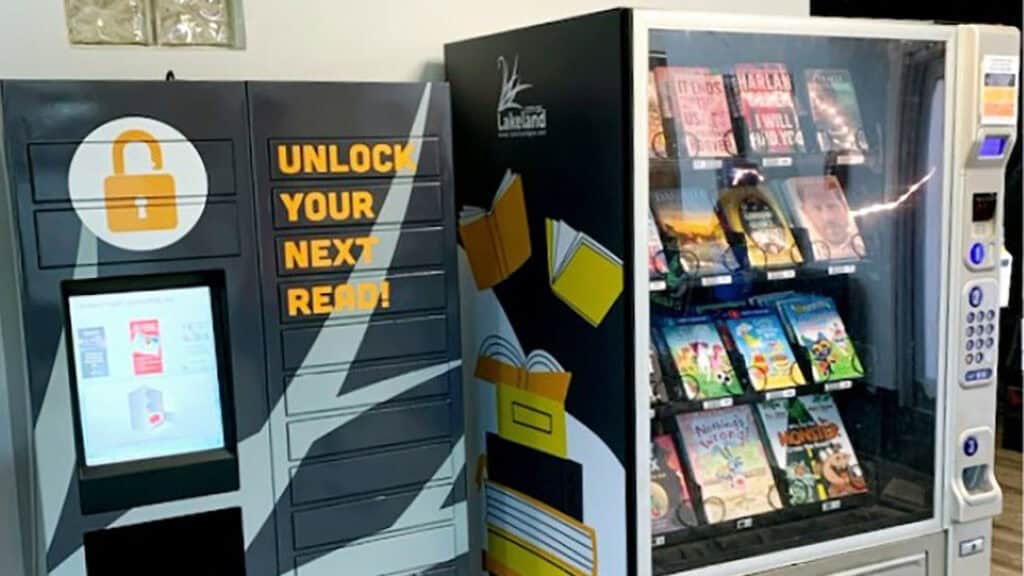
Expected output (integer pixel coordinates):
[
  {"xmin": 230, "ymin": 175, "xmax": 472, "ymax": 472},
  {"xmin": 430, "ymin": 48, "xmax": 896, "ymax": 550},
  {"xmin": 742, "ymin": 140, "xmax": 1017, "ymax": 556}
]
[{"xmin": 130, "ymin": 319, "xmax": 163, "ymax": 375}]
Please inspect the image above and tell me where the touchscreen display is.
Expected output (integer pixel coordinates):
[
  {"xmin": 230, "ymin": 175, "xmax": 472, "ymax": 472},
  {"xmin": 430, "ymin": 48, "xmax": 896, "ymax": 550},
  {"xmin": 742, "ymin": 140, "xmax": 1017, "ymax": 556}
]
[{"xmin": 67, "ymin": 286, "xmax": 226, "ymax": 467}]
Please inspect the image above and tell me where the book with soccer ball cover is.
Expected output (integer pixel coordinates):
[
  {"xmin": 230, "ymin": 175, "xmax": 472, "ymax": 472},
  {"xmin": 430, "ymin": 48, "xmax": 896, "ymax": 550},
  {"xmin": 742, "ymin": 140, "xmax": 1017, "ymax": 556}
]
[
  {"xmin": 651, "ymin": 434, "xmax": 698, "ymax": 535},
  {"xmin": 676, "ymin": 405, "xmax": 782, "ymax": 524},
  {"xmin": 757, "ymin": 394, "xmax": 868, "ymax": 505},
  {"xmin": 654, "ymin": 315, "xmax": 744, "ymax": 401},
  {"xmin": 722, "ymin": 308, "xmax": 807, "ymax": 391},
  {"xmin": 731, "ymin": 63, "xmax": 806, "ymax": 155}
]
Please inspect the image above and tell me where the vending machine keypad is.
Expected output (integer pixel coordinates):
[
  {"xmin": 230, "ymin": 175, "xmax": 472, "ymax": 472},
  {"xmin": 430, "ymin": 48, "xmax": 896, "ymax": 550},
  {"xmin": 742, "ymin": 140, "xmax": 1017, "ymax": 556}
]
[{"xmin": 960, "ymin": 279, "xmax": 998, "ymax": 386}]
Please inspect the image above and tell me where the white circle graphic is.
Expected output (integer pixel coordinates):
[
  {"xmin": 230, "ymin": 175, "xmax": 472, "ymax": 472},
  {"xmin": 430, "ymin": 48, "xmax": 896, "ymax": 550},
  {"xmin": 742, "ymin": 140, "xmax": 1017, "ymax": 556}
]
[{"xmin": 68, "ymin": 116, "xmax": 208, "ymax": 251}]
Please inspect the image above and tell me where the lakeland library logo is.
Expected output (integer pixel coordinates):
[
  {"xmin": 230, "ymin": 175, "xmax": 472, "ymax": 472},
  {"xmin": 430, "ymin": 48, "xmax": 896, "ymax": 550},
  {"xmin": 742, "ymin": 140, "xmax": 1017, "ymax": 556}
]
[{"xmin": 497, "ymin": 55, "xmax": 547, "ymax": 138}]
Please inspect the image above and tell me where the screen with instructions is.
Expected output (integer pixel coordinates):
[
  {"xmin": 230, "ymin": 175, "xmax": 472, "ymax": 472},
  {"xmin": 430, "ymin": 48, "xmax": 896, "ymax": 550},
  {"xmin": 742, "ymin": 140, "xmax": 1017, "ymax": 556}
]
[{"xmin": 67, "ymin": 286, "xmax": 226, "ymax": 467}]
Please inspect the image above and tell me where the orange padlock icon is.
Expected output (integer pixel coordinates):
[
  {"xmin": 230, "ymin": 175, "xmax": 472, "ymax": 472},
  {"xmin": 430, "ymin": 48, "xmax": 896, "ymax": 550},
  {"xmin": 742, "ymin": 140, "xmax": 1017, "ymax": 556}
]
[{"xmin": 103, "ymin": 129, "xmax": 178, "ymax": 232}]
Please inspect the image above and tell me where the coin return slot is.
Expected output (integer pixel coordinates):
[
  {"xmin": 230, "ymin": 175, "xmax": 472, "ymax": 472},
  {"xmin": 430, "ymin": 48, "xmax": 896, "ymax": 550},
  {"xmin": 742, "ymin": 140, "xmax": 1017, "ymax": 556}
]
[{"xmin": 962, "ymin": 464, "xmax": 994, "ymax": 495}]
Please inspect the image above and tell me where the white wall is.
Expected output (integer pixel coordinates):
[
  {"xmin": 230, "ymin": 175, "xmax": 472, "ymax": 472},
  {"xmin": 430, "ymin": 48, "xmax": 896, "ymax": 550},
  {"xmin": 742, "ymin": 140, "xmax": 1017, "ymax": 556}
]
[{"xmin": 0, "ymin": 0, "xmax": 807, "ymax": 81}]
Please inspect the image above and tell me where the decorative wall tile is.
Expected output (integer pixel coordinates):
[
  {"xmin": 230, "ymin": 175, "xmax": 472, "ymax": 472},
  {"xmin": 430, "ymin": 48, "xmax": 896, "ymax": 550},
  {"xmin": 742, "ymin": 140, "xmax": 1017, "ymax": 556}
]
[
  {"xmin": 65, "ymin": 0, "xmax": 152, "ymax": 45},
  {"xmin": 155, "ymin": 0, "xmax": 234, "ymax": 46}
]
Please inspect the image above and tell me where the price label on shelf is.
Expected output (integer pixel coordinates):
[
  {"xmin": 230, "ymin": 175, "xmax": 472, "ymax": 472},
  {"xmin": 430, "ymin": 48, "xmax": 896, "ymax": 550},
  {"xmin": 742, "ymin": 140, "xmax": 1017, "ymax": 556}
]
[
  {"xmin": 762, "ymin": 156, "xmax": 793, "ymax": 168},
  {"xmin": 825, "ymin": 380, "xmax": 854, "ymax": 392},
  {"xmin": 650, "ymin": 279, "xmax": 667, "ymax": 292},
  {"xmin": 767, "ymin": 269, "xmax": 796, "ymax": 281},
  {"xmin": 836, "ymin": 153, "xmax": 865, "ymax": 166},
  {"xmin": 764, "ymin": 389, "xmax": 796, "ymax": 401},
  {"xmin": 653, "ymin": 536, "xmax": 666, "ymax": 547},
  {"xmin": 822, "ymin": 500, "xmax": 842, "ymax": 512},
  {"xmin": 692, "ymin": 159, "xmax": 723, "ymax": 170},
  {"xmin": 736, "ymin": 518, "xmax": 754, "ymax": 530},
  {"xmin": 701, "ymin": 274, "xmax": 732, "ymax": 287},
  {"xmin": 703, "ymin": 397, "xmax": 734, "ymax": 410},
  {"xmin": 828, "ymin": 264, "xmax": 856, "ymax": 276}
]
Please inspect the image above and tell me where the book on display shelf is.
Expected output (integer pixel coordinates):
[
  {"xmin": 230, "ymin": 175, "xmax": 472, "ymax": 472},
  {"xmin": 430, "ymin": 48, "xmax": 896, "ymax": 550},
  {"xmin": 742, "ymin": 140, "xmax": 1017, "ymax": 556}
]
[{"xmin": 676, "ymin": 405, "xmax": 782, "ymax": 523}]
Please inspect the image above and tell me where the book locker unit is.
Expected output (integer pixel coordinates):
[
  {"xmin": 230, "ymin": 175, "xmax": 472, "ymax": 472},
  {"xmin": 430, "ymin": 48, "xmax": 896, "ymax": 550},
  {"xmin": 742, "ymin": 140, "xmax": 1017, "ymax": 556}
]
[{"xmin": 445, "ymin": 9, "xmax": 1017, "ymax": 576}]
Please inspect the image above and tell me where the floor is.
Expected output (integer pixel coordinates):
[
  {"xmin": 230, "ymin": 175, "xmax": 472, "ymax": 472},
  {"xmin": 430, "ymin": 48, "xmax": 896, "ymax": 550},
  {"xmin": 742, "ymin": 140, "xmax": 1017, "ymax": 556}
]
[{"xmin": 993, "ymin": 446, "xmax": 1022, "ymax": 576}]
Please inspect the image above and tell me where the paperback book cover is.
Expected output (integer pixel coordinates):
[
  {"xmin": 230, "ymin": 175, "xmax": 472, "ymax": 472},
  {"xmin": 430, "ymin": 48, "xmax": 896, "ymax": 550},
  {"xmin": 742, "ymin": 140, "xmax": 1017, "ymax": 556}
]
[
  {"xmin": 805, "ymin": 69, "xmax": 869, "ymax": 154},
  {"xmin": 652, "ymin": 187, "xmax": 737, "ymax": 275},
  {"xmin": 757, "ymin": 394, "xmax": 868, "ymax": 504},
  {"xmin": 545, "ymin": 218, "xmax": 624, "ymax": 327},
  {"xmin": 651, "ymin": 434, "xmax": 698, "ymax": 534},
  {"xmin": 459, "ymin": 170, "xmax": 532, "ymax": 290},
  {"xmin": 648, "ymin": 70, "xmax": 669, "ymax": 158},
  {"xmin": 783, "ymin": 176, "xmax": 864, "ymax": 262},
  {"xmin": 648, "ymin": 208, "xmax": 669, "ymax": 279},
  {"xmin": 718, "ymin": 185, "xmax": 803, "ymax": 268},
  {"xmin": 778, "ymin": 295, "xmax": 864, "ymax": 383},
  {"xmin": 660, "ymin": 66, "xmax": 738, "ymax": 158},
  {"xmin": 676, "ymin": 405, "xmax": 781, "ymax": 523},
  {"xmin": 723, "ymin": 308, "xmax": 807, "ymax": 390},
  {"xmin": 732, "ymin": 63, "xmax": 806, "ymax": 155},
  {"xmin": 656, "ymin": 315, "xmax": 744, "ymax": 401}
]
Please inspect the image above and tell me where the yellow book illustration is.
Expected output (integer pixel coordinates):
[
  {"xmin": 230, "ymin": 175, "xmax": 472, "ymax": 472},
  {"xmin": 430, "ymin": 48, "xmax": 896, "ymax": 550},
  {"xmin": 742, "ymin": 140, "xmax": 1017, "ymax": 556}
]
[
  {"xmin": 475, "ymin": 335, "xmax": 571, "ymax": 458},
  {"xmin": 485, "ymin": 480, "xmax": 597, "ymax": 576},
  {"xmin": 459, "ymin": 170, "xmax": 532, "ymax": 290},
  {"xmin": 546, "ymin": 218, "xmax": 623, "ymax": 327}
]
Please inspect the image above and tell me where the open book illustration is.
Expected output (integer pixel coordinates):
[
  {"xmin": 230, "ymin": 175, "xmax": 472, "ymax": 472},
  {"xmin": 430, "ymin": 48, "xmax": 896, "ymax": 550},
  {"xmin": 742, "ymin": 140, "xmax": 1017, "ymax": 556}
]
[
  {"xmin": 459, "ymin": 169, "xmax": 532, "ymax": 290},
  {"xmin": 476, "ymin": 334, "xmax": 572, "ymax": 457},
  {"xmin": 546, "ymin": 218, "xmax": 624, "ymax": 327}
]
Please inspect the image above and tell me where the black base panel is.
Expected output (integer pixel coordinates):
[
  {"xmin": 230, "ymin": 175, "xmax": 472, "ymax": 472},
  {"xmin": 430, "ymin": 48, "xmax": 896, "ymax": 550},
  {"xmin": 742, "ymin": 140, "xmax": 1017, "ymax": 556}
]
[
  {"xmin": 79, "ymin": 452, "xmax": 239, "ymax": 515},
  {"xmin": 83, "ymin": 507, "xmax": 246, "ymax": 576},
  {"xmin": 653, "ymin": 505, "xmax": 930, "ymax": 574},
  {"xmin": 486, "ymin": 432, "xmax": 584, "ymax": 520}
]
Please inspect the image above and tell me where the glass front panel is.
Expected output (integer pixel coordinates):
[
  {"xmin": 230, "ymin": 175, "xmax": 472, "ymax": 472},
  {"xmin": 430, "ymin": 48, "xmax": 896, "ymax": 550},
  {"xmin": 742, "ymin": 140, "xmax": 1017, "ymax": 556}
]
[{"xmin": 646, "ymin": 29, "xmax": 946, "ymax": 573}]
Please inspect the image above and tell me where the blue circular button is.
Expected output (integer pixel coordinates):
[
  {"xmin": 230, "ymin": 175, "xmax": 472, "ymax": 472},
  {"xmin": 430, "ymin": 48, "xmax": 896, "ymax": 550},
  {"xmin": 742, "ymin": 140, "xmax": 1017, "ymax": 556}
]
[
  {"xmin": 964, "ymin": 436, "xmax": 979, "ymax": 457},
  {"xmin": 970, "ymin": 243, "xmax": 986, "ymax": 265},
  {"xmin": 969, "ymin": 287, "xmax": 984, "ymax": 308}
]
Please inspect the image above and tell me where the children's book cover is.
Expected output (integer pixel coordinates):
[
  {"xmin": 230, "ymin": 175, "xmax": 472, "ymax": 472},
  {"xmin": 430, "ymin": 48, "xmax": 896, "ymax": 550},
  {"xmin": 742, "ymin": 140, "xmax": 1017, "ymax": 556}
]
[
  {"xmin": 657, "ymin": 316, "xmax": 744, "ymax": 400},
  {"xmin": 783, "ymin": 176, "xmax": 864, "ymax": 262},
  {"xmin": 718, "ymin": 185, "xmax": 803, "ymax": 268},
  {"xmin": 779, "ymin": 295, "xmax": 863, "ymax": 383},
  {"xmin": 758, "ymin": 394, "xmax": 868, "ymax": 504},
  {"xmin": 662, "ymin": 67, "xmax": 738, "ymax": 158},
  {"xmin": 724, "ymin": 309, "xmax": 806, "ymax": 390},
  {"xmin": 651, "ymin": 434, "xmax": 698, "ymax": 534},
  {"xmin": 805, "ymin": 69, "xmax": 869, "ymax": 154},
  {"xmin": 732, "ymin": 63, "xmax": 806, "ymax": 155},
  {"xmin": 676, "ymin": 405, "xmax": 781, "ymax": 523},
  {"xmin": 652, "ymin": 187, "xmax": 737, "ymax": 276}
]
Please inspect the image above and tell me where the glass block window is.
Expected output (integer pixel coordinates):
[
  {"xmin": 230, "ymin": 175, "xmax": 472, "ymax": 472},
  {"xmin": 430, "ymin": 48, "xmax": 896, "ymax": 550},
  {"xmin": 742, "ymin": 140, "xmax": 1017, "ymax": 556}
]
[
  {"xmin": 65, "ymin": 0, "xmax": 151, "ymax": 45},
  {"xmin": 154, "ymin": 0, "xmax": 234, "ymax": 46}
]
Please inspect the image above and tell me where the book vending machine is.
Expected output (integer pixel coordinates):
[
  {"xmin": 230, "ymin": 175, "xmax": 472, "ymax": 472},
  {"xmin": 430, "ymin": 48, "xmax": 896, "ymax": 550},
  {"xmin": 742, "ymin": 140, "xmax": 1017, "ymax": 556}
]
[{"xmin": 446, "ymin": 9, "xmax": 1019, "ymax": 576}]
